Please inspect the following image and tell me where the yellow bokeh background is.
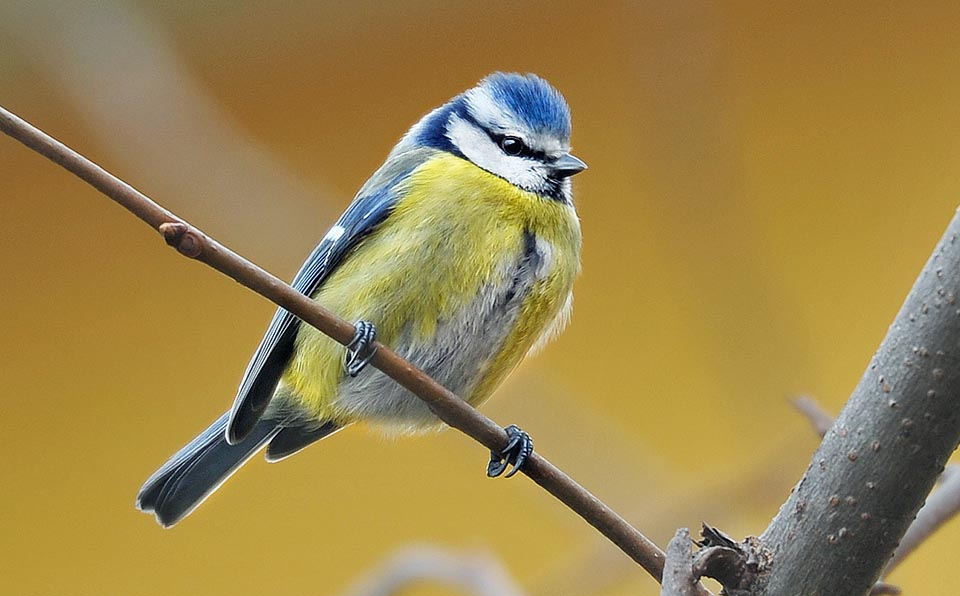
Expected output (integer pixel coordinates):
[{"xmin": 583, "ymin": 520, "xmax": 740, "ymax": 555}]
[{"xmin": 2, "ymin": 2, "xmax": 959, "ymax": 594}]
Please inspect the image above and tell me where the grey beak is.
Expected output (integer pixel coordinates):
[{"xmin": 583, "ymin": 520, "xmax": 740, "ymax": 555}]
[{"xmin": 551, "ymin": 152, "xmax": 588, "ymax": 178}]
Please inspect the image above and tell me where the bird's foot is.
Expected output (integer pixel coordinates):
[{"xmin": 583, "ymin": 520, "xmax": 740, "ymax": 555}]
[
  {"xmin": 487, "ymin": 424, "xmax": 533, "ymax": 478},
  {"xmin": 345, "ymin": 320, "xmax": 378, "ymax": 377}
]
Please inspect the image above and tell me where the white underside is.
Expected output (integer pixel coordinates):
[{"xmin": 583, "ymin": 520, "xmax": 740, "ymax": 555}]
[{"xmin": 328, "ymin": 235, "xmax": 560, "ymax": 434}]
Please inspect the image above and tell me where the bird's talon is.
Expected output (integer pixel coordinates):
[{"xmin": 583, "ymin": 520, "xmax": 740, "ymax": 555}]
[
  {"xmin": 345, "ymin": 320, "xmax": 378, "ymax": 377},
  {"xmin": 487, "ymin": 424, "xmax": 533, "ymax": 478}
]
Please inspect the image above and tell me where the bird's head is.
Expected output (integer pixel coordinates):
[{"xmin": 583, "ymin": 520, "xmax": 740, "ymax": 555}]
[{"xmin": 406, "ymin": 72, "xmax": 587, "ymax": 202}]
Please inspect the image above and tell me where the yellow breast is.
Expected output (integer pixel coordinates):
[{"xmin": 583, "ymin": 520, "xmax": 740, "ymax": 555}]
[{"xmin": 282, "ymin": 153, "xmax": 581, "ymax": 423}]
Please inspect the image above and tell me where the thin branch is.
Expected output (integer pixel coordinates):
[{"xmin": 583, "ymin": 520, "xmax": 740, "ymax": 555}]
[
  {"xmin": 341, "ymin": 545, "xmax": 526, "ymax": 596},
  {"xmin": 529, "ymin": 429, "xmax": 812, "ymax": 596},
  {"xmin": 0, "ymin": 105, "xmax": 688, "ymax": 591},
  {"xmin": 790, "ymin": 395, "xmax": 834, "ymax": 438}
]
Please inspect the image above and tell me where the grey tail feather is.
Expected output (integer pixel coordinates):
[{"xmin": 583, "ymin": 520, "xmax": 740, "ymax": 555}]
[
  {"xmin": 265, "ymin": 421, "xmax": 342, "ymax": 462},
  {"xmin": 136, "ymin": 411, "xmax": 281, "ymax": 528}
]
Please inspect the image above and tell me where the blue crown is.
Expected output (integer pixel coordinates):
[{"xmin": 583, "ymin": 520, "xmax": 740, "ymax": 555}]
[
  {"xmin": 479, "ymin": 72, "xmax": 572, "ymax": 141},
  {"xmin": 412, "ymin": 73, "xmax": 572, "ymax": 155}
]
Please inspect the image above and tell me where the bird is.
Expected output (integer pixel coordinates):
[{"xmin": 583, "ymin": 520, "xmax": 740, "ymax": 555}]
[{"xmin": 136, "ymin": 72, "xmax": 587, "ymax": 527}]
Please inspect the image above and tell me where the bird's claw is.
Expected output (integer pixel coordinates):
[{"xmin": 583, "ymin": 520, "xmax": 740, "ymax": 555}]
[
  {"xmin": 487, "ymin": 424, "xmax": 533, "ymax": 478},
  {"xmin": 345, "ymin": 320, "xmax": 378, "ymax": 377}
]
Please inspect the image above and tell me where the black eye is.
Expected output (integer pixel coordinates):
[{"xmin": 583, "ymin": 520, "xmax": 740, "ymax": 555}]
[{"xmin": 500, "ymin": 136, "xmax": 524, "ymax": 156}]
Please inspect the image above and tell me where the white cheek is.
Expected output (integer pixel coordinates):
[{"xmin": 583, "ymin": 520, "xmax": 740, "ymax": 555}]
[{"xmin": 446, "ymin": 115, "xmax": 545, "ymax": 190}]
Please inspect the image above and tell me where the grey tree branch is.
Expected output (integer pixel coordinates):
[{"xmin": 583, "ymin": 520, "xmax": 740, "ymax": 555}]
[
  {"xmin": 754, "ymin": 209, "xmax": 960, "ymax": 595},
  {"xmin": 884, "ymin": 464, "xmax": 960, "ymax": 576},
  {"xmin": 791, "ymin": 395, "xmax": 960, "ymax": 587},
  {"xmin": 0, "ymin": 105, "xmax": 691, "ymax": 591}
]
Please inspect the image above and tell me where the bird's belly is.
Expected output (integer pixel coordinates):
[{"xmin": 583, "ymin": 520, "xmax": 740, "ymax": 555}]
[{"xmin": 330, "ymin": 233, "xmax": 552, "ymax": 433}]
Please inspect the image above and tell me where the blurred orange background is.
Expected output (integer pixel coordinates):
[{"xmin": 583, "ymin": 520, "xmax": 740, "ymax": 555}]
[{"xmin": 2, "ymin": 2, "xmax": 959, "ymax": 595}]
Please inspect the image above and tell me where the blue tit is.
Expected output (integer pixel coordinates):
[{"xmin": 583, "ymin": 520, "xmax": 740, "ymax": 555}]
[{"xmin": 136, "ymin": 72, "xmax": 587, "ymax": 527}]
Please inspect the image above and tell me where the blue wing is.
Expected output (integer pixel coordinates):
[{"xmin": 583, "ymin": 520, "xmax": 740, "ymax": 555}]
[{"xmin": 225, "ymin": 149, "xmax": 430, "ymax": 443}]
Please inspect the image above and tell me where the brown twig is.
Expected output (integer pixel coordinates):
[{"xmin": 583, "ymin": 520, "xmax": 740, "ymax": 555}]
[
  {"xmin": 528, "ymin": 427, "xmax": 811, "ymax": 596},
  {"xmin": 0, "ymin": 104, "xmax": 687, "ymax": 590}
]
